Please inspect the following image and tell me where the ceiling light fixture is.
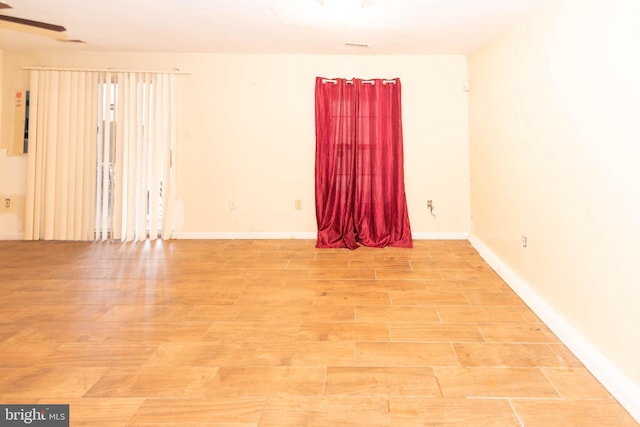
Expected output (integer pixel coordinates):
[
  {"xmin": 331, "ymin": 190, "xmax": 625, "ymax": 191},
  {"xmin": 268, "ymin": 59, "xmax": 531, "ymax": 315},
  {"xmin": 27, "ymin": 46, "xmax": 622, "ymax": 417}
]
[
  {"xmin": 321, "ymin": 0, "xmax": 366, "ymax": 8},
  {"xmin": 321, "ymin": 0, "xmax": 366, "ymax": 22}
]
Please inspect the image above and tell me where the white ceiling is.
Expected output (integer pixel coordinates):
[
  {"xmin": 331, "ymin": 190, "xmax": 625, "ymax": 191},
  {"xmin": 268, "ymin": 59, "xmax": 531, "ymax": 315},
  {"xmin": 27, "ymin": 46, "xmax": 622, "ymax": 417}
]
[{"xmin": 0, "ymin": 0, "xmax": 549, "ymax": 54}]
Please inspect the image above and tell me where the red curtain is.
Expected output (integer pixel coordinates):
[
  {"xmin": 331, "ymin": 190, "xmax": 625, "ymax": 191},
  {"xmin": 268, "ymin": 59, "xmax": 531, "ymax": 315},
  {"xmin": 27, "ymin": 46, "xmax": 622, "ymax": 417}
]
[{"xmin": 315, "ymin": 77, "xmax": 412, "ymax": 249}]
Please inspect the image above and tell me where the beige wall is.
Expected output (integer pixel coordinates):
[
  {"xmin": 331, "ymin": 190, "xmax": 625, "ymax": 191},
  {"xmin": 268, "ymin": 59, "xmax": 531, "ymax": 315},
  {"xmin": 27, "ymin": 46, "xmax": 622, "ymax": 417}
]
[
  {"xmin": 0, "ymin": 52, "xmax": 471, "ymax": 236},
  {"xmin": 0, "ymin": 48, "xmax": 28, "ymax": 237},
  {"xmin": 469, "ymin": 0, "xmax": 640, "ymax": 388}
]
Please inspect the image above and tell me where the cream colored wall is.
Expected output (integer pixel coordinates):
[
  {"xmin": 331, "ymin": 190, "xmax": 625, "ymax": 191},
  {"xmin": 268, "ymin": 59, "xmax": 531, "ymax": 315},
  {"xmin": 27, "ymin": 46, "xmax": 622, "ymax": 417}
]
[
  {"xmin": 0, "ymin": 49, "xmax": 2, "ymax": 134},
  {"xmin": 0, "ymin": 52, "xmax": 470, "ymax": 237},
  {"xmin": 469, "ymin": 0, "xmax": 640, "ymax": 387},
  {"xmin": 0, "ymin": 49, "xmax": 28, "ymax": 238}
]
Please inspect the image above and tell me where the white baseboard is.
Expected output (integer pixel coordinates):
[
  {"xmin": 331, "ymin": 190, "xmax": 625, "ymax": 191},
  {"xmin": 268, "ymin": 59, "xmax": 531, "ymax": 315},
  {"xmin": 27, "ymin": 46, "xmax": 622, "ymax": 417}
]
[
  {"xmin": 412, "ymin": 232, "xmax": 469, "ymax": 240},
  {"xmin": 173, "ymin": 232, "xmax": 317, "ymax": 240},
  {"xmin": 173, "ymin": 231, "xmax": 470, "ymax": 241},
  {"xmin": 0, "ymin": 233, "xmax": 24, "ymax": 240},
  {"xmin": 469, "ymin": 233, "xmax": 640, "ymax": 423}
]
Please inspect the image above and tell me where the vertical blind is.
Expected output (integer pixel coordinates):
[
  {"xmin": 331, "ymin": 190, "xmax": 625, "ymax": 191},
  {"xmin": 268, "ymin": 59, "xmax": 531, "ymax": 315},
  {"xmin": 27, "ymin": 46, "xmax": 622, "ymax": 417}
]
[{"xmin": 24, "ymin": 70, "xmax": 177, "ymax": 242}]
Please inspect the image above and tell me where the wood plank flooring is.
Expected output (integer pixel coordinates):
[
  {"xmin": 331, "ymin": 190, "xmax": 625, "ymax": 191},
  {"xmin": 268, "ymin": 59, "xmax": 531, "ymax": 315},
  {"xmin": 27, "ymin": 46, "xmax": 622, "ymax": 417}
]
[{"xmin": 0, "ymin": 239, "xmax": 636, "ymax": 426}]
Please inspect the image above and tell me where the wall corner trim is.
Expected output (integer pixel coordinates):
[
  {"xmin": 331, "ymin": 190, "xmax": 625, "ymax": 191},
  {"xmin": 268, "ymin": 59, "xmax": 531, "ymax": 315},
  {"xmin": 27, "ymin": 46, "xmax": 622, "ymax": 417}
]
[
  {"xmin": 469, "ymin": 233, "xmax": 640, "ymax": 423},
  {"xmin": 412, "ymin": 232, "xmax": 470, "ymax": 240},
  {"xmin": 173, "ymin": 232, "xmax": 317, "ymax": 240},
  {"xmin": 172, "ymin": 231, "xmax": 470, "ymax": 241}
]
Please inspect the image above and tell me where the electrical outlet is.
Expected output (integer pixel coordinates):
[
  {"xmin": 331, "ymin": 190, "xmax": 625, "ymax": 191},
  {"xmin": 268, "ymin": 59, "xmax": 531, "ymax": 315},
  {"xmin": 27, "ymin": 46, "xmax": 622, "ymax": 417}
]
[
  {"xmin": 0, "ymin": 195, "xmax": 23, "ymax": 213},
  {"xmin": 522, "ymin": 235, "xmax": 527, "ymax": 248},
  {"xmin": 427, "ymin": 200, "xmax": 435, "ymax": 217},
  {"xmin": 294, "ymin": 199, "xmax": 302, "ymax": 210}
]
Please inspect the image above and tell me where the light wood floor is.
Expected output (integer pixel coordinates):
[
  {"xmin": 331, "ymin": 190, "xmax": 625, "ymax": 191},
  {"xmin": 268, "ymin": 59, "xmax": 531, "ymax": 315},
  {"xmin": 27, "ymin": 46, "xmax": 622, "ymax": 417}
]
[{"xmin": 0, "ymin": 239, "xmax": 636, "ymax": 426}]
